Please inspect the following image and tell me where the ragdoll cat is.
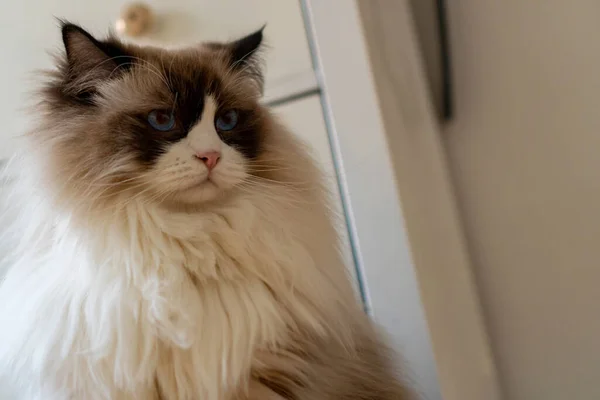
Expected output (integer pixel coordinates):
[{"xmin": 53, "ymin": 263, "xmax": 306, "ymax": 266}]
[{"xmin": 0, "ymin": 22, "xmax": 410, "ymax": 400}]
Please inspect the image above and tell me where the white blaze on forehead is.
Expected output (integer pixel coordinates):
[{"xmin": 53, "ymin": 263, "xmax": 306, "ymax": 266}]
[{"xmin": 187, "ymin": 96, "xmax": 221, "ymax": 154}]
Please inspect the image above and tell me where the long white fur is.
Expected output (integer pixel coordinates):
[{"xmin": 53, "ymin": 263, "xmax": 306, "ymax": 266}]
[{"xmin": 0, "ymin": 109, "xmax": 359, "ymax": 399}]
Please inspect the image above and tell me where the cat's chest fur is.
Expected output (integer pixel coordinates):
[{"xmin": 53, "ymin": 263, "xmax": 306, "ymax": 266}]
[{"xmin": 0, "ymin": 195, "xmax": 319, "ymax": 399}]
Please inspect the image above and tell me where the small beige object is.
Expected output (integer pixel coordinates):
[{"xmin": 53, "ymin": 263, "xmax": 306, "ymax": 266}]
[{"xmin": 115, "ymin": 2, "xmax": 154, "ymax": 37}]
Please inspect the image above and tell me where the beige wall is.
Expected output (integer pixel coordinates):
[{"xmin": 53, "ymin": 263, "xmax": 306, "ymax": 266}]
[{"xmin": 444, "ymin": 2, "xmax": 600, "ymax": 399}]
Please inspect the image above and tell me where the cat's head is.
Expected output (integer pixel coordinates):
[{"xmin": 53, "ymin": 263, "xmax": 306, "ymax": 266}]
[{"xmin": 34, "ymin": 22, "xmax": 279, "ymax": 208}]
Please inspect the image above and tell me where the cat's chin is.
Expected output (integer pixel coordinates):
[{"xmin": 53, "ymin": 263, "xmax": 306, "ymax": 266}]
[
  {"xmin": 170, "ymin": 180, "xmax": 227, "ymax": 205},
  {"xmin": 130, "ymin": 174, "xmax": 240, "ymax": 209}
]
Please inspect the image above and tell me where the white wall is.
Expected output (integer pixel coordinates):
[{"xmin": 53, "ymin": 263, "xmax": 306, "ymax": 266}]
[{"xmin": 445, "ymin": 2, "xmax": 600, "ymax": 399}]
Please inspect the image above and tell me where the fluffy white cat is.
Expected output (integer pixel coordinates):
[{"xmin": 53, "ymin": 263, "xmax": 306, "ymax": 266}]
[{"xmin": 0, "ymin": 22, "xmax": 408, "ymax": 400}]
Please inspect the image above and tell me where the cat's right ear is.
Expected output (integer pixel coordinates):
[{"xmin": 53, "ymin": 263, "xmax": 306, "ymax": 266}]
[{"xmin": 60, "ymin": 22, "xmax": 130, "ymax": 102}]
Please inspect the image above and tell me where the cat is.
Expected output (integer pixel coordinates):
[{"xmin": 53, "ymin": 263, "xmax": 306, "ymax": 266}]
[{"xmin": 0, "ymin": 22, "xmax": 410, "ymax": 400}]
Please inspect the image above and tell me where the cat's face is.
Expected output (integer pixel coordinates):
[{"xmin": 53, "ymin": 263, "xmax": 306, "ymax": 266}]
[{"xmin": 36, "ymin": 23, "xmax": 273, "ymax": 207}]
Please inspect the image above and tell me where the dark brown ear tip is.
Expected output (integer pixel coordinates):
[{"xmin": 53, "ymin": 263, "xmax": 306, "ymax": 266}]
[
  {"xmin": 245, "ymin": 24, "xmax": 266, "ymax": 43},
  {"xmin": 60, "ymin": 20, "xmax": 83, "ymax": 37},
  {"xmin": 256, "ymin": 24, "xmax": 267, "ymax": 41},
  {"xmin": 59, "ymin": 20, "xmax": 95, "ymax": 48},
  {"xmin": 246, "ymin": 26, "xmax": 264, "ymax": 45}
]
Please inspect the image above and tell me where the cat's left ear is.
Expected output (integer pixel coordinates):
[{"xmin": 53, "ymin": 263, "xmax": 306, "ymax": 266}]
[
  {"xmin": 225, "ymin": 27, "xmax": 265, "ymax": 91},
  {"xmin": 60, "ymin": 22, "xmax": 131, "ymax": 103}
]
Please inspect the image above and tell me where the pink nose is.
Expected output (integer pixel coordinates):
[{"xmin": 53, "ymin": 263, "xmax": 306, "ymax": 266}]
[{"xmin": 195, "ymin": 151, "xmax": 221, "ymax": 170}]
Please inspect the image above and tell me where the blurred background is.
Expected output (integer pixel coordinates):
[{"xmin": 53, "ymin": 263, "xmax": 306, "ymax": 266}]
[{"xmin": 2, "ymin": 1, "xmax": 600, "ymax": 400}]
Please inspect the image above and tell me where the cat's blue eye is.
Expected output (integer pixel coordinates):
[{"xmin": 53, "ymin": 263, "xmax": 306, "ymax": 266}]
[
  {"xmin": 215, "ymin": 110, "xmax": 239, "ymax": 132},
  {"xmin": 148, "ymin": 110, "xmax": 176, "ymax": 131}
]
